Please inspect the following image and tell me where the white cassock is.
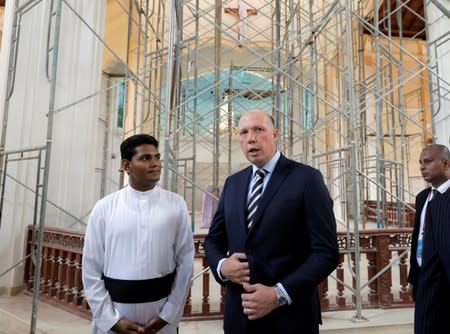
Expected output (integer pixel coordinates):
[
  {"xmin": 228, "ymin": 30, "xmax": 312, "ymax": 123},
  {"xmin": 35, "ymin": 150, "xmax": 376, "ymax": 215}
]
[{"xmin": 82, "ymin": 185, "xmax": 195, "ymax": 334}]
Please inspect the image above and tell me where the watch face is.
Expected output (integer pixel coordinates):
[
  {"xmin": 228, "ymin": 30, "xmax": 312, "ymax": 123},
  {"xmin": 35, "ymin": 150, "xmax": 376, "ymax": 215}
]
[{"xmin": 276, "ymin": 288, "xmax": 287, "ymax": 305}]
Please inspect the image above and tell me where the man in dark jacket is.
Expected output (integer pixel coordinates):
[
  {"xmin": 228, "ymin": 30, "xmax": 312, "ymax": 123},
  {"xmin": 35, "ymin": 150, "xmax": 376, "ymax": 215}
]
[
  {"xmin": 204, "ymin": 110, "xmax": 339, "ymax": 334},
  {"xmin": 408, "ymin": 144, "xmax": 450, "ymax": 299},
  {"xmin": 408, "ymin": 144, "xmax": 450, "ymax": 334}
]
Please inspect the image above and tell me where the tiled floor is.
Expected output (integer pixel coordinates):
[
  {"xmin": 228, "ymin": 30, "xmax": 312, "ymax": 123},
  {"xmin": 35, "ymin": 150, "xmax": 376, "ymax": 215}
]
[
  {"xmin": 0, "ymin": 294, "xmax": 91, "ymax": 334},
  {"xmin": 0, "ymin": 293, "xmax": 415, "ymax": 334}
]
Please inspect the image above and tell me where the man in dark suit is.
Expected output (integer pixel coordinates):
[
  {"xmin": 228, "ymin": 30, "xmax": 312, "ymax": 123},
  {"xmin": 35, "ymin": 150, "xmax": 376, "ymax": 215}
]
[
  {"xmin": 204, "ymin": 110, "xmax": 339, "ymax": 334},
  {"xmin": 409, "ymin": 144, "xmax": 450, "ymax": 334},
  {"xmin": 408, "ymin": 144, "xmax": 450, "ymax": 300},
  {"xmin": 415, "ymin": 185, "xmax": 450, "ymax": 334}
]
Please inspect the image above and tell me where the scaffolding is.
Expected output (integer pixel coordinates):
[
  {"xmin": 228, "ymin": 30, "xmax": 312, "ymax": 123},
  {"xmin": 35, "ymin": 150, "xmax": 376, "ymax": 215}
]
[
  {"xmin": 1, "ymin": 0, "xmax": 450, "ymax": 332},
  {"xmin": 119, "ymin": 0, "xmax": 438, "ymax": 228}
]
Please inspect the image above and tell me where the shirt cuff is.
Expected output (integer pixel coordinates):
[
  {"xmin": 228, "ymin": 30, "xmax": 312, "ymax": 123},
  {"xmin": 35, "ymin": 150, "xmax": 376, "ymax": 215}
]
[
  {"xmin": 217, "ymin": 258, "xmax": 229, "ymax": 282},
  {"xmin": 277, "ymin": 283, "xmax": 292, "ymax": 305}
]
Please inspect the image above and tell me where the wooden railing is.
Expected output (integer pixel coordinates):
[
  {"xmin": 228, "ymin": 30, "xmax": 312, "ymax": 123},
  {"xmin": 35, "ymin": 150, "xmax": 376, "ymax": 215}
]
[
  {"xmin": 23, "ymin": 225, "xmax": 414, "ymax": 321},
  {"xmin": 364, "ymin": 200, "xmax": 415, "ymax": 227},
  {"xmin": 23, "ymin": 226, "xmax": 90, "ymax": 318}
]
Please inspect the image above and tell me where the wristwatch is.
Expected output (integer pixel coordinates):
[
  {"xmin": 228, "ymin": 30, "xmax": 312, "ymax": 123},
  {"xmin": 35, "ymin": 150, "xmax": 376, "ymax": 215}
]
[{"xmin": 274, "ymin": 285, "xmax": 288, "ymax": 306}]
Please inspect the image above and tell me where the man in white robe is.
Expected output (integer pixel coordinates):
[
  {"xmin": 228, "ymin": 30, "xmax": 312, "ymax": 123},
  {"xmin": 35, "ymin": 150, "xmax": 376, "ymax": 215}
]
[{"xmin": 82, "ymin": 134, "xmax": 195, "ymax": 334}]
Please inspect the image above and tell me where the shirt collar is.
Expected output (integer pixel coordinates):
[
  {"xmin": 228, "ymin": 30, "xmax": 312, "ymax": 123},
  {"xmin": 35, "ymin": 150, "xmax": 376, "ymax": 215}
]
[
  {"xmin": 127, "ymin": 184, "xmax": 159, "ymax": 199},
  {"xmin": 434, "ymin": 179, "xmax": 450, "ymax": 194},
  {"xmin": 252, "ymin": 151, "xmax": 281, "ymax": 175}
]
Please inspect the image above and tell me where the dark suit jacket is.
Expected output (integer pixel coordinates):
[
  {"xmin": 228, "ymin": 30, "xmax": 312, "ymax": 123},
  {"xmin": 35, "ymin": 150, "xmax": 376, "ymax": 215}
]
[
  {"xmin": 408, "ymin": 187, "xmax": 431, "ymax": 299},
  {"xmin": 414, "ymin": 189, "xmax": 450, "ymax": 334},
  {"xmin": 204, "ymin": 154, "xmax": 339, "ymax": 334}
]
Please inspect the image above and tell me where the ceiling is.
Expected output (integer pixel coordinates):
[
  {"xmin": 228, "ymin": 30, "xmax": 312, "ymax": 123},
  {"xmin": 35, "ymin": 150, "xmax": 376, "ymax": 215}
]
[{"xmin": 369, "ymin": 0, "xmax": 426, "ymax": 39}]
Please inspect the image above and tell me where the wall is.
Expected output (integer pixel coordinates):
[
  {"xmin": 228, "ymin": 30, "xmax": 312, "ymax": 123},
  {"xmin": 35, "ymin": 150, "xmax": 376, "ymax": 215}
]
[{"xmin": 0, "ymin": 0, "xmax": 106, "ymax": 292}]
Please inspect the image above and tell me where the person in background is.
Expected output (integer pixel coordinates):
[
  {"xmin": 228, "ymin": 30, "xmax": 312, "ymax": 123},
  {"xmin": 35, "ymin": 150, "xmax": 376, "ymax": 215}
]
[
  {"xmin": 411, "ymin": 144, "xmax": 450, "ymax": 334},
  {"xmin": 204, "ymin": 110, "xmax": 339, "ymax": 334},
  {"xmin": 408, "ymin": 144, "xmax": 450, "ymax": 299},
  {"xmin": 82, "ymin": 134, "xmax": 194, "ymax": 334}
]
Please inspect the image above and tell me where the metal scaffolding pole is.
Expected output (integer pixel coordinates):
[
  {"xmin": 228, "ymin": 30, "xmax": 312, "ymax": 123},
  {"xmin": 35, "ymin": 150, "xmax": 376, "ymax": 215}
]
[
  {"xmin": 343, "ymin": 0, "xmax": 364, "ymax": 320},
  {"xmin": 162, "ymin": 0, "xmax": 176, "ymax": 189},
  {"xmin": 30, "ymin": 1, "xmax": 63, "ymax": 332},
  {"xmin": 213, "ymin": 0, "xmax": 221, "ymax": 191},
  {"xmin": 374, "ymin": 0, "xmax": 385, "ymax": 229}
]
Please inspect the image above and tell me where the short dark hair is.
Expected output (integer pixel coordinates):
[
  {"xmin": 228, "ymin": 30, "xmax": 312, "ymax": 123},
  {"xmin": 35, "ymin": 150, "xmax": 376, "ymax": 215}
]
[
  {"xmin": 423, "ymin": 144, "xmax": 450, "ymax": 160},
  {"xmin": 120, "ymin": 134, "xmax": 159, "ymax": 160}
]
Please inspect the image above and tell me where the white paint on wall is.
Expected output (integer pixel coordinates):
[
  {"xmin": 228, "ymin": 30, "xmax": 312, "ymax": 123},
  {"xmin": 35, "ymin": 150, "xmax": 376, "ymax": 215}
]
[
  {"xmin": 0, "ymin": 0, "xmax": 106, "ymax": 290},
  {"xmin": 427, "ymin": 1, "xmax": 450, "ymax": 146}
]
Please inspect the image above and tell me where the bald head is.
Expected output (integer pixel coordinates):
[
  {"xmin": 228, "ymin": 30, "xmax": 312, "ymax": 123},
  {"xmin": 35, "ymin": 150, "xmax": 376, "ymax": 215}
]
[
  {"xmin": 419, "ymin": 144, "xmax": 450, "ymax": 187},
  {"xmin": 239, "ymin": 110, "xmax": 275, "ymax": 126},
  {"xmin": 422, "ymin": 144, "xmax": 450, "ymax": 160}
]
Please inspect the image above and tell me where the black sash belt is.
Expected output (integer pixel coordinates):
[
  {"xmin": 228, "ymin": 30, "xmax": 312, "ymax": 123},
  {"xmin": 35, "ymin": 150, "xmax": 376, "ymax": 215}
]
[{"xmin": 103, "ymin": 271, "xmax": 176, "ymax": 304}]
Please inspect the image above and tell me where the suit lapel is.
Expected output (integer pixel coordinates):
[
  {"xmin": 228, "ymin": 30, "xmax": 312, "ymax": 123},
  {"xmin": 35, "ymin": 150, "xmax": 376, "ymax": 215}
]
[
  {"xmin": 247, "ymin": 155, "xmax": 291, "ymax": 236},
  {"xmin": 414, "ymin": 188, "xmax": 431, "ymax": 239},
  {"xmin": 416, "ymin": 188, "xmax": 431, "ymax": 224}
]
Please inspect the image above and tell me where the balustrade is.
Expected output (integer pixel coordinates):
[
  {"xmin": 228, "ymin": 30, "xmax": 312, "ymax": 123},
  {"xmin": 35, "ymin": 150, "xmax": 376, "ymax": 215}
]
[
  {"xmin": 24, "ymin": 226, "xmax": 414, "ymax": 321},
  {"xmin": 364, "ymin": 200, "xmax": 415, "ymax": 227},
  {"xmin": 24, "ymin": 226, "xmax": 89, "ymax": 318}
]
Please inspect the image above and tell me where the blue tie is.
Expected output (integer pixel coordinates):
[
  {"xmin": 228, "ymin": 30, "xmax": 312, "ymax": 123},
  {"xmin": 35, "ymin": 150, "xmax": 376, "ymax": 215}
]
[{"xmin": 247, "ymin": 169, "xmax": 267, "ymax": 229}]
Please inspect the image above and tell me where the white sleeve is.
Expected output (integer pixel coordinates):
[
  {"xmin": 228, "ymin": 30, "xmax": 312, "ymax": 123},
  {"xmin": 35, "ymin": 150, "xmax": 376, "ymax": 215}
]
[
  {"xmin": 82, "ymin": 203, "xmax": 121, "ymax": 332},
  {"xmin": 159, "ymin": 198, "xmax": 195, "ymax": 325}
]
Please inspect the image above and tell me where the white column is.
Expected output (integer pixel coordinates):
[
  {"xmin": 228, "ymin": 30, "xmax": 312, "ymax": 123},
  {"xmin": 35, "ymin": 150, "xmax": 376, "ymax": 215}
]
[{"xmin": 427, "ymin": 1, "xmax": 450, "ymax": 146}]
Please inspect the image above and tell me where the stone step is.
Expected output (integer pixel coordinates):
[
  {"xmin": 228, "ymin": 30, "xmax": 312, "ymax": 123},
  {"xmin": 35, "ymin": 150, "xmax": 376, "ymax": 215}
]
[{"xmin": 0, "ymin": 294, "xmax": 414, "ymax": 334}]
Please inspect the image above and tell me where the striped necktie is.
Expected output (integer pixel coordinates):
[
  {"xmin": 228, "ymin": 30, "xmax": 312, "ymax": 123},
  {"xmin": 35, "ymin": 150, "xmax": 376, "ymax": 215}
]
[{"xmin": 247, "ymin": 169, "xmax": 267, "ymax": 229}]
